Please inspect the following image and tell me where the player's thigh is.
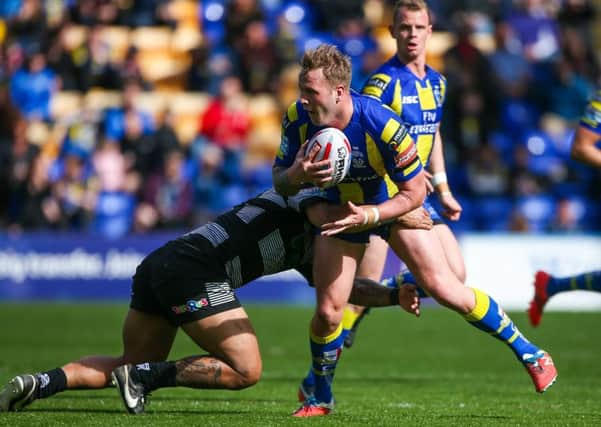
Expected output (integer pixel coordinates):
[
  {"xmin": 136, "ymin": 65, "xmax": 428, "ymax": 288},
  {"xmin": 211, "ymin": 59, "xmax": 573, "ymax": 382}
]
[
  {"xmin": 121, "ymin": 308, "xmax": 177, "ymax": 363},
  {"xmin": 356, "ymin": 235, "xmax": 388, "ymax": 280},
  {"xmin": 387, "ymin": 226, "xmax": 455, "ymax": 288},
  {"xmin": 312, "ymin": 235, "xmax": 364, "ymax": 308},
  {"xmin": 433, "ymin": 223, "xmax": 466, "ymax": 283},
  {"xmin": 180, "ymin": 307, "xmax": 261, "ymax": 374},
  {"xmin": 388, "ymin": 227, "xmax": 472, "ymax": 309}
]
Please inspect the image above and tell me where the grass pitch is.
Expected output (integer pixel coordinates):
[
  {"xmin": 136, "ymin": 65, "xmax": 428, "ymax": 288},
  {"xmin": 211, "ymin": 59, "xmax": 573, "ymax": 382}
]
[{"xmin": 0, "ymin": 303, "xmax": 600, "ymax": 426}]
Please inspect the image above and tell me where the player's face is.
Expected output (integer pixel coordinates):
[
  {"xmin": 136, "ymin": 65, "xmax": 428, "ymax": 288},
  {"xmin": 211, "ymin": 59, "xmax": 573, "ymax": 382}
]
[
  {"xmin": 390, "ymin": 7, "xmax": 431, "ymax": 62},
  {"xmin": 298, "ymin": 68, "xmax": 338, "ymax": 126}
]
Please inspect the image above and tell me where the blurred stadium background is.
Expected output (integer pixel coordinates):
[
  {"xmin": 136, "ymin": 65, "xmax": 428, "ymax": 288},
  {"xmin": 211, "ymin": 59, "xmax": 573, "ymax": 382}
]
[{"xmin": 0, "ymin": 0, "xmax": 600, "ymax": 310}]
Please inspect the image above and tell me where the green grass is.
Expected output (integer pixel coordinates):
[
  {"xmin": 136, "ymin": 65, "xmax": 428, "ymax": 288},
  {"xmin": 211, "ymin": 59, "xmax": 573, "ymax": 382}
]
[{"xmin": 0, "ymin": 303, "xmax": 600, "ymax": 426}]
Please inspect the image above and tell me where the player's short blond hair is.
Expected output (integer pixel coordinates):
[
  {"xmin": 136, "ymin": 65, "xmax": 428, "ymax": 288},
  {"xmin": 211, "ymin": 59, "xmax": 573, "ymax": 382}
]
[
  {"xmin": 392, "ymin": 0, "xmax": 432, "ymax": 25},
  {"xmin": 300, "ymin": 44, "xmax": 352, "ymax": 89}
]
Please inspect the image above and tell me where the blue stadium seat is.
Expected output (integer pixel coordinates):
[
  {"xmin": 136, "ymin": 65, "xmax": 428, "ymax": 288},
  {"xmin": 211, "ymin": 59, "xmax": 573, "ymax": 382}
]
[
  {"xmin": 515, "ymin": 195, "xmax": 557, "ymax": 232},
  {"xmin": 91, "ymin": 191, "xmax": 136, "ymax": 240},
  {"xmin": 472, "ymin": 196, "xmax": 514, "ymax": 232}
]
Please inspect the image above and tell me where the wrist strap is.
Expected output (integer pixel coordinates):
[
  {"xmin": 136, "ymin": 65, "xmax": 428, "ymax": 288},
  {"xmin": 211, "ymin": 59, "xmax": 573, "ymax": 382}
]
[{"xmin": 431, "ymin": 172, "xmax": 447, "ymax": 186}]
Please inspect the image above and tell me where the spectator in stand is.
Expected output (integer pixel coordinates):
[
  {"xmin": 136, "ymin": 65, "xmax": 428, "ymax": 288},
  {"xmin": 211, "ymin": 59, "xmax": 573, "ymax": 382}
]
[
  {"xmin": 224, "ymin": 0, "xmax": 264, "ymax": 51},
  {"xmin": 333, "ymin": 16, "xmax": 379, "ymax": 91},
  {"xmin": 545, "ymin": 54, "xmax": 594, "ymax": 122},
  {"xmin": 235, "ymin": 19, "xmax": 284, "ymax": 94},
  {"xmin": 9, "ymin": 49, "xmax": 57, "ymax": 121},
  {"xmin": 5, "ymin": 0, "xmax": 46, "ymax": 53},
  {"xmin": 199, "ymin": 75, "xmax": 250, "ymax": 152},
  {"xmin": 105, "ymin": 79, "xmax": 154, "ymax": 145},
  {"xmin": 136, "ymin": 148, "xmax": 193, "ymax": 231},
  {"xmin": 52, "ymin": 150, "xmax": 94, "ymax": 230},
  {"xmin": 466, "ymin": 144, "xmax": 510, "ymax": 196},
  {"xmin": 487, "ymin": 17, "xmax": 532, "ymax": 106},
  {"xmin": 310, "ymin": 0, "xmax": 364, "ymax": 33},
  {"xmin": 198, "ymin": 75, "xmax": 250, "ymax": 184},
  {"xmin": 506, "ymin": 0, "xmax": 560, "ymax": 63},
  {"xmin": 16, "ymin": 153, "xmax": 63, "ymax": 230},
  {"xmin": 442, "ymin": 12, "xmax": 499, "ymax": 152},
  {"xmin": 78, "ymin": 25, "xmax": 124, "ymax": 91},
  {"xmin": 3, "ymin": 116, "xmax": 40, "ymax": 224}
]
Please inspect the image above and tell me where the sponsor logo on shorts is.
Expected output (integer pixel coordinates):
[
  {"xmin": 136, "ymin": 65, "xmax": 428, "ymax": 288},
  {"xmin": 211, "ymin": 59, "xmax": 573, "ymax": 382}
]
[{"xmin": 172, "ymin": 298, "xmax": 209, "ymax": 314}]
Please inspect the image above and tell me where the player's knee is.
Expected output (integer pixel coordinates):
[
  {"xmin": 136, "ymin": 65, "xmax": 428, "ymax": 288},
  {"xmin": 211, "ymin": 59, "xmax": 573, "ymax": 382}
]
[
  {"xmin": 315, "ymin": 304, "xmax": 343, "ymax": 330},
  {"xmin": 232, "ymin": 361, "xmax": 262, "ymax": 389}
]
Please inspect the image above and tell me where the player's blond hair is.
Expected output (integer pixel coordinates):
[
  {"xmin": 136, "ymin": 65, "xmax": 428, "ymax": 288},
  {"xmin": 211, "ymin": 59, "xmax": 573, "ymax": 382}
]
[
  {"xmin": 300, "ymin": 44, "xmax": 352, "ymax": 89},
  {"xmin": 392, "ymin": 0, "xmax": 432, "ymax": 25}
]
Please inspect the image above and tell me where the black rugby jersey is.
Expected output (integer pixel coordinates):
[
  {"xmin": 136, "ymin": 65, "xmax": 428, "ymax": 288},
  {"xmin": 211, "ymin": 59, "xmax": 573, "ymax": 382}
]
[{"xmin": 174, "ymin": 188, "xmax": 324, "ymax": 288}]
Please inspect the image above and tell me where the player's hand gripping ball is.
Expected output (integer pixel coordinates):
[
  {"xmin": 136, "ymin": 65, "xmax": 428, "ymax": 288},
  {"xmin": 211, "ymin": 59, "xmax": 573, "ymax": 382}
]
[{"xmin": 305, "ymin": 127, "xmax": 352, "ymax": 188}]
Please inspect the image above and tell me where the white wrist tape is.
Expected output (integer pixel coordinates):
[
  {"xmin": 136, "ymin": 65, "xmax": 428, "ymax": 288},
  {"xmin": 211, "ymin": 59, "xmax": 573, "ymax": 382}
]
[
  {"xmin": 371, "ymin": 207, "xmax": 380, "ymax": 225},
  {"xmin": 431, "ymin": 172, "xmax": 448, "ymax": 186}
]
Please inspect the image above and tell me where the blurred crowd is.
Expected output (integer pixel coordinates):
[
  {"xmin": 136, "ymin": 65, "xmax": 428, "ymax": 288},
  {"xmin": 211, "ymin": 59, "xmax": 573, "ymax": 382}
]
[{"xmin": 0, "ymin": 0, "xmax": 600, "ymax": 239}]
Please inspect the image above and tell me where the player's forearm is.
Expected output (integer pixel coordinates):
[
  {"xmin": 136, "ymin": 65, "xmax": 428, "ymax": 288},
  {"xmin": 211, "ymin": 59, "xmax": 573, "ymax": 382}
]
[
  {"xmin": 349, "ymin": 277, "xmax": 399, "ymax": 307},
  {"xmin": 272, "ymin": 166, "xmax": 303, "ymax": 196},
  {"xmin": 375, "ymin": 176, "xmax": 426, "ymax": 224}
]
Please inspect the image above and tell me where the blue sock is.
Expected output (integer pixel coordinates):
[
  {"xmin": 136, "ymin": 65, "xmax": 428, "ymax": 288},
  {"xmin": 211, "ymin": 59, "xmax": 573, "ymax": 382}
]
[
  {"xmin": 309, "ymin": 323, "xmax": 344, "ymax": 403},
  {"xmin": 302, "ymin": 323, "xmax": 350, "ymax": 392},
  {"xmin": 464, "ymin": 288, "xmax": 539, "ymax": 361},
  {"xmin": 547, "ymin": 270, "xmax": 601, "ymax": 297}
]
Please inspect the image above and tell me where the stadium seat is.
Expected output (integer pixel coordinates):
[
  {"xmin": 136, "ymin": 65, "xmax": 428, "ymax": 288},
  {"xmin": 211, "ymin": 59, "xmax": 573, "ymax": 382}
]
[
  {"xmin": 473, "ymin": 196, "xmax": 514, "ymax": 232},
  {"xmin": 91, "ymin": 191, "xmax": 136, "ymax": 240},
  {"xmin": 515, "ymin": 195, "xmax": 557, "ymax": 232},
  {"xmin": 50, "ymin": 91, "xmax": 83, "ymax": 121}
]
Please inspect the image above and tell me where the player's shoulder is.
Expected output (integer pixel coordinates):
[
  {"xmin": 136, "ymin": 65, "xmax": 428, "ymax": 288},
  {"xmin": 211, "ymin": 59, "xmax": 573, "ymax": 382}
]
[
  {"xmin": 282, "ymin": 100, "xmax": 309, "ymax": 130},
  {"xmin": 425, "ymin": 64, "xmax": 445, "ymax": 81},
  {"xmin": 362, "ymin": 57, "xmax": 402, "ymax": 98},
  {"xmin": 353, "ymin": 91, "xmax": 397, "ymax": 118}
]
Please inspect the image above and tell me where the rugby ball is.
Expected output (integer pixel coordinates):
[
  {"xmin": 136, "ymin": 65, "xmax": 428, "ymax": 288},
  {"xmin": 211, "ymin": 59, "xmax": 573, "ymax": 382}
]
[{"xmin": 306, "ymin": 127, "xmax": 352, "ymax": 187}]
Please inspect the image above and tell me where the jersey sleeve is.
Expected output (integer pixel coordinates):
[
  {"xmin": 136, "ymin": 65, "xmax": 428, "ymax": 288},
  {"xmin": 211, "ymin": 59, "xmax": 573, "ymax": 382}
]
[
  {"xmin": 579, "ymin": 90, "xmax": 601, "ymax": 135},
  {"xmin": 273, "ymin": 101, "xmax": 306, "ymax": 169},
  {"xmin": 364, "ymin": 99, "xmax": 422, "ymax": 182},
  {"xmin": 361, "ymin": 69, "xmax": 395, "ymax": 107}
]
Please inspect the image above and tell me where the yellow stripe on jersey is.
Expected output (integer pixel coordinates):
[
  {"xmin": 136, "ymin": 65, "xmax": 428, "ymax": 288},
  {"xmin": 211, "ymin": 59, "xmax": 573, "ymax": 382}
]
[
  {"xmin": 380, "ymin": 118, "xmax": 412, "ymax": 153},
  {"xmin": 391, "ymin": 79, "xmax": 403, "ymax": 115},
  {"xmin": 299, "ymin": 123, "xmax": 308, "ymax": 146},
  {"xmin": 416, "ymin": 133, "xmax": 434, "ymax": 166},
  {"xmin": 440, "ymin": 77, "xmax": 447, "ymax": 103},
  {"xmin": 365, "ymin": 134, "xmax": 398, "ymax": 198},
  {"xmin": 591, "ymin": 100, "xmax": 601, "ymax": 112},
  {"xmin": 338, "ymin": 182, "xmax": 364, "ymax": 204},
  {"xmin": 463, "ymin": 288, "xmax": 490, "ymax": 322},
  {"xmin": 287, "ymin": 102, "xmax": 299, "ymax": 122},
  {"xmin": 417, "ymin": 80, "xmax": 436, "ymax": 110},
  {"xmin": 403, "ymin": 157, "xmax": 422, "ymax": 177},
  {"xmin": 362, "ymin": 73, "xmax": 391, "ymax": 99}
]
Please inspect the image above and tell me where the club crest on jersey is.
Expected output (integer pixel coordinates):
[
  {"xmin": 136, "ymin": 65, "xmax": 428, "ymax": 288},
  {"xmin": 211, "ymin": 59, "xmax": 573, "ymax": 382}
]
[
  {"xmin": 351, "ymin": 150, "xmax": 367, "ymax": 168},
  {"xmin": 433, "ymin": 84, "xmax": 443, "ymax": 107}
]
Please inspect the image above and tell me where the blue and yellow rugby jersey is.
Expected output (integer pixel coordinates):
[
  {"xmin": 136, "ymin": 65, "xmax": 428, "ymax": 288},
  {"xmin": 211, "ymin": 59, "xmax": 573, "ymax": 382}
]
[
  {"xmin": 361, "ymin": 56, "xmax": 446, "ymax": 167},
  {"xmin": 274, "ymin": 91, "xmax": 422, "ymax": 205},
  {"xmin": 579, "ymin": 89, "xmax": 601, "ymax": 135}
]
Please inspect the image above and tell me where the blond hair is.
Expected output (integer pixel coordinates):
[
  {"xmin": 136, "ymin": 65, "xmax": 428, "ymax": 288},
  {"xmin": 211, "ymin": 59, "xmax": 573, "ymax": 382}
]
[
  {"xmin": 392, "ymin": 0, "xmax": 431, "ymax": 25},
  {"xmin": 300, "ymin": 44, "xmax": 352, "ymax": 89}
]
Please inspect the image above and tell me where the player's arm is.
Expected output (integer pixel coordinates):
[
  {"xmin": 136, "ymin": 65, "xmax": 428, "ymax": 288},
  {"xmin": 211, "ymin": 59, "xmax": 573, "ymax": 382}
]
[
  {"xmin": 428, "ymin": 128, "xmax": 462, "ymax": 220},
  {"xmin": 320, "ymin": 170, "xmax": 426, "ymax": 235},
  {"xmin": 570, "ymin": 125, "xmax": 601, "ymax": 168},
  {"xmin": 349, "ymin": 277, "xmax": 420, "ymax": 316},
  {"xmin": 305, "ymin": 202, "xmax": 432, "ymax": 231},
  {"xmin": 272, "ymin": 143, "xmax": 332, "ymax": 195}
]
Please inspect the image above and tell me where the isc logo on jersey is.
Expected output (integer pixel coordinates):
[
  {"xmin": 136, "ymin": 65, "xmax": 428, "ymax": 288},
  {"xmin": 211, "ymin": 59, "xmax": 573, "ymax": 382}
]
[
  {"xmin": 402, "ymin": 95, "xmax": 419, "ymax": 104},
  {"xmin": 306, "ymin": 127, "xmax": 352, "ymax": 188}
]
